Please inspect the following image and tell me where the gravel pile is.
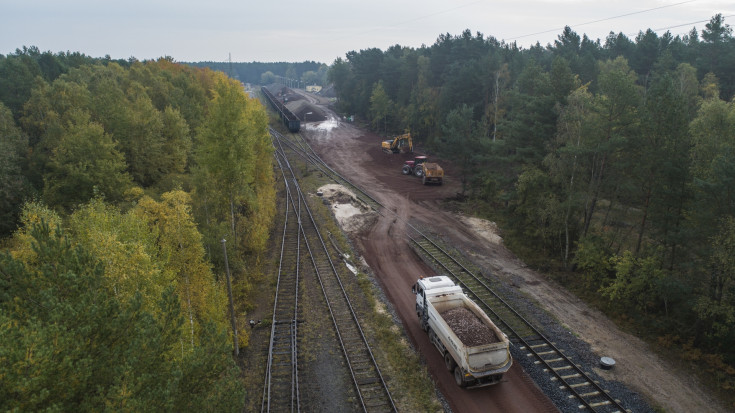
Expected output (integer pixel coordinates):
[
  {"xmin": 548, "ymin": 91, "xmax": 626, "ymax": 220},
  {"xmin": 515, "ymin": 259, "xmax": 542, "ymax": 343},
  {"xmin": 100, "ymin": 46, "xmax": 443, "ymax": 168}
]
[{"xmin": 441, "ymin": 307, "xmax": 499, "ymax": 346}]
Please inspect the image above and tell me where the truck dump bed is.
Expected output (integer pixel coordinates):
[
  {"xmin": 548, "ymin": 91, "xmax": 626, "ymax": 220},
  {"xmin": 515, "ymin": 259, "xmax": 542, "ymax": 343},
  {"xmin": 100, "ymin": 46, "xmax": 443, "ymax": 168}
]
[
  {"xmin": 441, "ymin": 307, "xmax": 500, "ymax": 346},
  {"xmin": 429, "ymin": 293, "xmax": 510, "ymax": 374}
]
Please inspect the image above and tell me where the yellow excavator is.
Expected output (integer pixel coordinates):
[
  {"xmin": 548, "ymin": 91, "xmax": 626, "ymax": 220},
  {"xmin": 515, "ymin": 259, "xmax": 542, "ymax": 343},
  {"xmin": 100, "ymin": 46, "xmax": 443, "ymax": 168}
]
[{"xmin": 382, "ymin": 132, "xmax": 413, "ymax": 154}]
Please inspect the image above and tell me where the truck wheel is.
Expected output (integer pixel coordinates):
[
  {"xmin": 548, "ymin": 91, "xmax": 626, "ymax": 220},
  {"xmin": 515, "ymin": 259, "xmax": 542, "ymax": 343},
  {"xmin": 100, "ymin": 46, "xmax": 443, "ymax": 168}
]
[
  {"xmin": 415, "ymin": 168, "xmax": 424, "ymax": 178},
  {"xmin": 444, "ymin": 352, "xmax": 456, "ymax": 371},
  {"xmin": 454, "ymin": 366, "xmax": 468, "ymax": 388},
  {"xmin": 402, "ymin": 165, "xmax": 411, "ymax": 175}
]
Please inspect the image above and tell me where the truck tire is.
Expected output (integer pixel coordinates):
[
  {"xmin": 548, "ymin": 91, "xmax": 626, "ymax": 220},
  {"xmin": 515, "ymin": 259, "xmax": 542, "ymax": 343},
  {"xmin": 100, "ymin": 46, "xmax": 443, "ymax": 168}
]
[
  {"xmin": 414, "ymin": 167, "xmax": 424, "ymax": 178},
  {"xmin": 454, "ymin": 366, "xmax": 468, "ymax": 388},
  {"xmin": 444, "ymin": 352, "xmax": 456, "ymax": 371},
  {"xmin": 402, "ymin": 165, "xmax": 411, "ymax": 175}
]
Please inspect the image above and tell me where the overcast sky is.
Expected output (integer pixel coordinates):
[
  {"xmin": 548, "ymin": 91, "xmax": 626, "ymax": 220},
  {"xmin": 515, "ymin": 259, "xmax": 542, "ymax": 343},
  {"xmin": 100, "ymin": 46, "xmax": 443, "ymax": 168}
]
[{"xmin": 2, "ymin": 0, "xmax": 733, "ymax": 64}]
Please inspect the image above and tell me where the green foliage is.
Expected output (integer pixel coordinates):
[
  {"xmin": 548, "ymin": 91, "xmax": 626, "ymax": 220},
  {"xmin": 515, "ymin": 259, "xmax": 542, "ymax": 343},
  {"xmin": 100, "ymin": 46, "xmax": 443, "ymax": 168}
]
[
  {"xmin": 329, "ymin": 15, "xmax": 735, "ymax": 389},
  {"xmin": 69, "ymin": 197, "xmax": 166, "ymax": 309},
  {"xmin": 0, "ymin": 102, "xmax": 31, "ymax": 235},
  {"xmin": 600, "ymin": 250, "xmax": 666, "ymax": 311},
  {"xmin": 0, "ymin": 222, "xmax": 244, "ymax": 411},
  {"xmin": 193, "ymin": 73, "xmax": 273, "ymax": 257},
  {"xmin": 42, "ymin": 109, "xmax": 132, "ymax": 210},
  {"xmin": 693, "ymin": 217, "xmax": 735, "ymax": 348},
  {"xmin": 369, "ymin": 80, "xmax": 392, "ymax": 133},
  {"xmin": 0, "ymin": 52, "xmax": 281, "ymax": 411},
  {"xmin": 572, "ymin": 235, "xmax": 613, "ymax": 288},
  {"xmin": 134, "ymin": 191, "xmax": 232, "ymax": 347}
]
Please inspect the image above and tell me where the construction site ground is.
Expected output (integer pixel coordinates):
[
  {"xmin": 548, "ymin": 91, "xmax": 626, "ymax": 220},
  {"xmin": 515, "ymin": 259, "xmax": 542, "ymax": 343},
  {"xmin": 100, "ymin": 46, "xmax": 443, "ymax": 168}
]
[{"xmin": 284, "ymin": 88, "xmax": 727, "ymax": 413}]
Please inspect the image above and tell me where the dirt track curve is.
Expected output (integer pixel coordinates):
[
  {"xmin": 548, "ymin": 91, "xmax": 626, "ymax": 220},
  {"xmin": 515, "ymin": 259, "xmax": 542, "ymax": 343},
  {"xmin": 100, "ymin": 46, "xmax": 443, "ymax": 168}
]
[{"xmin": 294, "ymin": 88, "xmax": 727, "ymax": 413}]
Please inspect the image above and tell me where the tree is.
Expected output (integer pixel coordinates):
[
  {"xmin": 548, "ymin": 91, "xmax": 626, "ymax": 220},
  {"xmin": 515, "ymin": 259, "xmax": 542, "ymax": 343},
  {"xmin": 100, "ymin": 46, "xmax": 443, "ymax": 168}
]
[
  {"xmin": 42, "ymin": 110, "xmax": 132, "ymax": 211},
  {"xmin": 629, "ymin": 72, "xmax": 691, "ymax": 264},
  {"xmin": 260, "ymin": 70, "xmax": 276, "ymax": 85},
  {"xmin": 0, "ymin": 51, "xmax": 42, "ymax": 119},
  {"xmin": 194, "ymin": 75, "xmax": 261, "ymax": 252},
  {"xmin": 694, "ymin": 216, "xmax": 735, "ymax": 347},
  {"xmin": 300, "ymin": 70, "xmax": 319, "ymax": 86},
  {"xmin": 578, "ymin": 57, "xmax": 640, "ymax": 237},
  {"xmin": 440, "ymin": 104, "xmax": 486, "ymax": 195},
  {"xmin": 600, "ymin": 250, "xmax": 667, "ymax": 313},
  {"xmin": 545, "ymin": 85, "xmax": 594, "ymax": 267},
  {"xmin": 699, "ymin": 14, "xmax": 735, "ymax": 99},
  {"xmin": 0, "ymin": 221, "xmax": 244, "ymax": 411},
  {"xmin": 134, "ymin": 191, "xmax": 231, "ymax": 348},
  {"xmin": 369, "ymin": 80, "xmax": 392, "ymax": 133},
  {"xmin": 0, "ymin": 102, "xmax": 30, "ymax": 236}
]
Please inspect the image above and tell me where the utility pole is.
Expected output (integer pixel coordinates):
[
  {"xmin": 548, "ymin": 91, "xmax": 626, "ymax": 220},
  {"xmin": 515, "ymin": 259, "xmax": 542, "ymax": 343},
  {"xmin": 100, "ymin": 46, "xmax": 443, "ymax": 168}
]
[{"xmin": 221, "ymin": 238, "xmax": 239, "ymax": 356}]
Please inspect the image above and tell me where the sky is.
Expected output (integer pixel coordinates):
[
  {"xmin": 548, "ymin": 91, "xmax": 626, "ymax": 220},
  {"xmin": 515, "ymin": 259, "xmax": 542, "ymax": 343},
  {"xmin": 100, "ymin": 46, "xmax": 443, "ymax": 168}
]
[{"xmin": 2, "ymin": 0, "xmax": 734, "ymax": 64}]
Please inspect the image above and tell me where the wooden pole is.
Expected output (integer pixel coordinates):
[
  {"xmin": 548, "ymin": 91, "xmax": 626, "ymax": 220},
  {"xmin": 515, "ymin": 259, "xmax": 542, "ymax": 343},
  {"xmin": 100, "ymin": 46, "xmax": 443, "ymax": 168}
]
[{"xmin": 221, "ymin": 238, "xmax": 239, "ymax": 356}]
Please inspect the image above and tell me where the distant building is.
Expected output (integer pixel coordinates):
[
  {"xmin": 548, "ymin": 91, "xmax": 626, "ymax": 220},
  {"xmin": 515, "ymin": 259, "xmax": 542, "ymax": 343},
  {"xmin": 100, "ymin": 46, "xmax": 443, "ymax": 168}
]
[{"xmin": 306, "ymin": 85, "xmax": 322, "ymax": 93}]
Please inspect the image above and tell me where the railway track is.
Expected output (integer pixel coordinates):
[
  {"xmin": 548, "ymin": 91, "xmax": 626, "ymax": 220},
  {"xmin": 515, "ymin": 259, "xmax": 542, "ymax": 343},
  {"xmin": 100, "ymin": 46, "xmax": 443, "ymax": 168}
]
[
  {"xmin": 409, "ymin": 236, "xmax": 630, "ymax": 413},
  {"xmin": 270, "ymin": 127, "xmax": 632, "ymax": 413},
  {"xmin": 260, "ymin": 155, "xmax": 304, "ymax": 412},
  {"xmin": 261, "ymin": 133, "xmax": 396, "ymax": 412}
]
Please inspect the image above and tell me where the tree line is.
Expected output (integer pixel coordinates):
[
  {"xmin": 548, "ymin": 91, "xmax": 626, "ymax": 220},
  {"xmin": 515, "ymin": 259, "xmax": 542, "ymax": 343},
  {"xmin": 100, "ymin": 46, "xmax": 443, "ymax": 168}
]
[
  {"xmin": 329, "ymin": 14, "xmax": 735, "ymax": 394},
  {"xmin": 0, "ymin": 47, "xmax": 275, "ymax": 410},
  {"xmin": 188, "ymin": 60, "xmax": 329, "ymax": 87}
]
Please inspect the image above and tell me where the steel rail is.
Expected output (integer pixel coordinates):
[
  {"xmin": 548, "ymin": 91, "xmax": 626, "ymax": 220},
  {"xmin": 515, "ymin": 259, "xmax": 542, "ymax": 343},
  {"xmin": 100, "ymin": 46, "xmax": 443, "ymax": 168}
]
[
  {"xmin": 272, "ymin": 127, "xmax": 631, "ymax": 412},
  {"xmin": 409, "ymin": 235, "xmax": 629, "ymax": 412},
  {"xmin": 271, "ymin": 132, "xmax": 397, "ymax": 412},
  {"xmin": 261, "ymin": 154, "xmax": 303, "ymax": 413}
]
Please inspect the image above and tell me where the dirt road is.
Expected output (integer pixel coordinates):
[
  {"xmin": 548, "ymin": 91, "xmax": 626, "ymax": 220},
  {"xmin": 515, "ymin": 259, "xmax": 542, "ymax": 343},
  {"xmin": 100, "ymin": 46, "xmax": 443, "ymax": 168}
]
[{"xmin": 296, "ymin": 90, "xmax": 726, "ymax": 413}]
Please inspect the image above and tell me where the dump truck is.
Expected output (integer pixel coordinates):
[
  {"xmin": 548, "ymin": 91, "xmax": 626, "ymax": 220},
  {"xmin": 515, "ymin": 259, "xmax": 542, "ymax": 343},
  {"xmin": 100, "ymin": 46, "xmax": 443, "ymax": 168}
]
[
  {"xmin": 382, "ymin": 132, "xmax": 413, "ymax": 154},
  {"xmin": 412, "ymin": 276, "xmax": 512, "ymax": 388},
  {"xmin": 419, "ymin": 162, "xmax": 443, "ymax": 185},
  {"xmin": 402, "ymin": 156, "xmax": 443, "ymax": 185}
]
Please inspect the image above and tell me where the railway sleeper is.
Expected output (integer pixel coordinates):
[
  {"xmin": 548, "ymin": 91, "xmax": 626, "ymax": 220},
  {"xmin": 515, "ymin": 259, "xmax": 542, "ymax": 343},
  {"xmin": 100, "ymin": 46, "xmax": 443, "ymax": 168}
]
[
  {"xmin": 352, "ymin": 364, "xmax": 375, "ymax": 373},
  {"xmin": 356, "ymin": 377, "xmax": 380, "ymax": 385},
  {"xmin": 578, "ymin": 400, "xmax": 612, "ymax": 409},
  {"xmin": 562, "ymin": 381, "xmax": 592, "ymax": 389},
  {"xmin": 568, "ymin": 391, "xmax": 601, "ymax": 398},
  {"xmin": 551, "ymin": 373, "xmax": 581, "ymax": 381}
]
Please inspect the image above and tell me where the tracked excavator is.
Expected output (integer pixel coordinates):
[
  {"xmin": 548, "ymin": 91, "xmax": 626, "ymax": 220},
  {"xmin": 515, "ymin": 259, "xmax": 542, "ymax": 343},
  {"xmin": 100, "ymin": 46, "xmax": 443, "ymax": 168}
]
[{"xmin": 381, "ymin": 132, "xmax": 413, "ymax": 154}]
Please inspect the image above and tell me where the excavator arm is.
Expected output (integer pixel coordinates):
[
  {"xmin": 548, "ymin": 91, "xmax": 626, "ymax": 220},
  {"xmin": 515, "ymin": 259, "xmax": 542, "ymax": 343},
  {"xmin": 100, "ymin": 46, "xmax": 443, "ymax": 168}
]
[{"xmin": 382, "ymin": 132, "xmax": 413, "ymax": 153}]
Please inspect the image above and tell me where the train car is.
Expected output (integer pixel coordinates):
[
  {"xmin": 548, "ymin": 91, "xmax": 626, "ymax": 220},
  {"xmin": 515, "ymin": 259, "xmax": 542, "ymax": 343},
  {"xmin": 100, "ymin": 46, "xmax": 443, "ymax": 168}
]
[{"xmin": 261, "ymin": 86, "xmax": 301, "ymax": 133}]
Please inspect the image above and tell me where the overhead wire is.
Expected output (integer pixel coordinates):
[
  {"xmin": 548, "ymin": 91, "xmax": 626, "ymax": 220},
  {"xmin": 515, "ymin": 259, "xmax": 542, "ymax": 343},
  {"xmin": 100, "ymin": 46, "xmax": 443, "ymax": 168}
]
[
  {"xmin": 647, "ymin": 14, "xmax": 735, "ymax": 34},
  {"xmin": 504, "ymin": 0, "xmax": 702, "ymax": 41}
]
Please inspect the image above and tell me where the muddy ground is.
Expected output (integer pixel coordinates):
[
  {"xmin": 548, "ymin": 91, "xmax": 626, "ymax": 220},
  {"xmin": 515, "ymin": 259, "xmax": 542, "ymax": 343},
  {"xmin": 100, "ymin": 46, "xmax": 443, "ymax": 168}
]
[{"xmin": 288, "ymin": 87, "xmax": 728, "ymax": 413}]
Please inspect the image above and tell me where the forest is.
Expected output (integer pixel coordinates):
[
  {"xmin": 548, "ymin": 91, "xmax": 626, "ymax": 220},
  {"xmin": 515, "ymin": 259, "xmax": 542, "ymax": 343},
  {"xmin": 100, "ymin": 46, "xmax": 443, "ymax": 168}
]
[
  {"xmin": 188, "ymin": 60, "xmax": 330, "ymax": 87},
  {"xmin": 0, "ymin": 47, "xmax": 275, "ymax": 410},
  {"xmin": 328, "ymin": 14, "xmax": 735, "ymax": 395}
]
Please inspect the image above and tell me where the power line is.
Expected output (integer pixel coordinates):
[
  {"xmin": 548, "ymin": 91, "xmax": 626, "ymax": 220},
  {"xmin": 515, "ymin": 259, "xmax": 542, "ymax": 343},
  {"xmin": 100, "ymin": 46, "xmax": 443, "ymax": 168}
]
[
  {"xmin": 505, "ymin": 0, "xmax": 701, "ymax": 41},
  {"xmin": 648, "ymin": 14, "xmax": 735, "ymax": 33}
]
